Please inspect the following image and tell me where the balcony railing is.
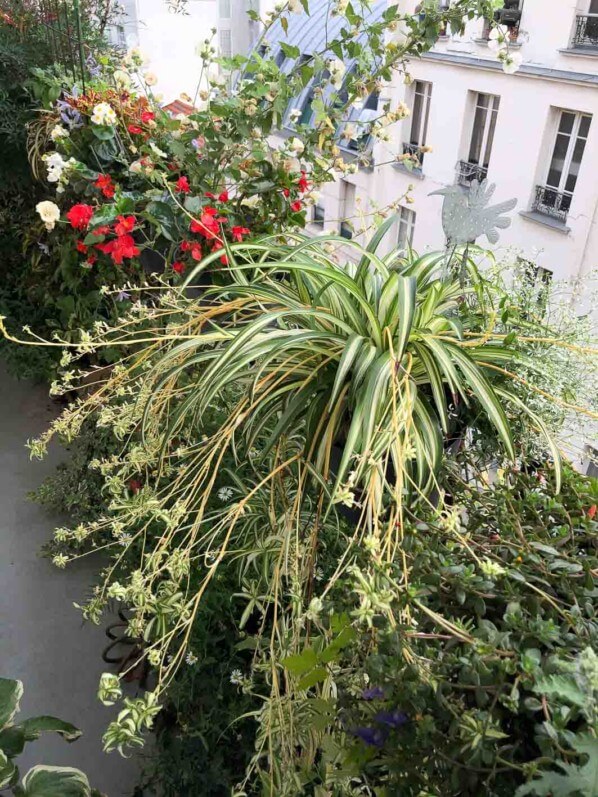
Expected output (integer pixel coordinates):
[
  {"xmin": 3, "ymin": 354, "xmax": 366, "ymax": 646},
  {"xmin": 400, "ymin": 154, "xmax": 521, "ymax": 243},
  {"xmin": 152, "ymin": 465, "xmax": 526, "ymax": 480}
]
[
  {"xmin": 456, "ymin": 160, "xmax": 488, "ymax": 186},
  {"xmin": 402, "ymin": 142, "xmax": 424, "ymax": 169},
  {"xmin": 572, "ymin": 14, "xmax": 598, "ymax": 48},
  {"xmin": 531, "ymin": 185, "xmax": 571, "ymax": 223}
]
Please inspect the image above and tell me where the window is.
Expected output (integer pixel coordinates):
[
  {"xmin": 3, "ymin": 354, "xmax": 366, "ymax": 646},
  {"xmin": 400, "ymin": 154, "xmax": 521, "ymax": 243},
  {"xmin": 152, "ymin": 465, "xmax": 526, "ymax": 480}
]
[
  {"xmin": 458, "ymin": 93, "xmax": 500, "ymax": 184},
  {"xmin": 518, "ymin": 257, "xmax": 552, "ymax": 312},
  {"xmin": 219, "ymin": 29, "xmax": 232, "ymax": 58},
  {"xmin": 219, "ymin": 0, "xmax": 231, "ymax": 18},
  {"xmin": 533, "ymin": 110, "xmax": 592, "ymax": 221},
  {"xmin": 312, "ymin": 202, "xmax": 325, "ymax": 228},
  {"xmin": 397, "ymin": 206, "xmax": 416, "ymax": 249},
  {"xmin": 469, "ymin": 93, "xmax": 499, "ymax": 168},
  {"xmin": 285, "ymin": 55, "xmax": 316, "ymax": 126},
  {"xmin": 404, "ymin": 81, "xmax": 432, "ymax": 167},
  {"xmin": 483, "ymin": 0, "xmax": 523, "ymax": 38},
  {"xmin": 339, "ymin": 181, "xmax": 356, "ymax": 240}
]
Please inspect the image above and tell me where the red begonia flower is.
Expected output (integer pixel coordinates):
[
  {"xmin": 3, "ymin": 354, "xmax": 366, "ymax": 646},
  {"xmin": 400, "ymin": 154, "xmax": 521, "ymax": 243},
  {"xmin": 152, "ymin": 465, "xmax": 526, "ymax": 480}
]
[
  {"xmin": 218, "ymin": 190, "xmax": 229, "ymax": 202},
  {"xmin": 176, "ymin": 175, "xmax": 191, "ymax": 193},
  {"xmin": 91, "ymin": 225, "xmax": 111, "ymax": 236},
  {"xmin": 172, "ymin": 261, "xmax": 186, "ymax": 274},
  {"xmin": 290, "ymin": 200, "xmax": 302, "ymax": 212},
  {"xmin": 114, "ymin": 215, "xmax": 136, "ymax": 236},
  {"xmin": 231, "ymin": 226, "xmax": 250, "ymax": 242},
  {"xmin": 128, "ymin": 124, "xmax": 143, "ymax": 135},
  {"xmin": 76, "ymin": 240, "xmax": 88, "ymax": 254},
  {"xmin": 66, "ymin": 204, "xmax": 94, "ymax": 230},
  {"xmin": 282, "ymin": 188, "xmax": 290, "ymax": 198},
  {"xmin": 95, "ymin": 174, "xmax": 115, "ymax": 198},
  {"xmin": 140, "ymin": 111, "xmax": 155, "ymax": 124}
]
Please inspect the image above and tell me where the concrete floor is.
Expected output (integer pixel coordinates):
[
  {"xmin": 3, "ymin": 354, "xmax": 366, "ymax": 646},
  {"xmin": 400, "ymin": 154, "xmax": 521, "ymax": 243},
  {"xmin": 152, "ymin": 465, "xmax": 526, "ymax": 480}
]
[{"xmin": 0, "ymin": 364, "xmax": 142, "ymax": 796}]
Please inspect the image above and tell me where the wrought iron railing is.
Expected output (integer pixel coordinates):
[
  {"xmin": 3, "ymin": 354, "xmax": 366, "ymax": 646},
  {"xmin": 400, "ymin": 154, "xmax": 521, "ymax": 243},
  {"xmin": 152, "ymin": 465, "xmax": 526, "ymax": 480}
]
[
  {"xmin": 456, "ymin": 160, "xmax": 488, "ymax": 186},
  {"xmin": 35, "ymin": 0, "xmax": 87, "ymax": 89},
  {"xmin": 402, "ymin": 142, "xmax": 424, "ymax": 168},
  {"xmin": 531, "ymin": 185, "xmax": 571, "ymax": 223},
  {"xmin": 572, "ymin": 14, "xmax": 598, "ymax": 48}
]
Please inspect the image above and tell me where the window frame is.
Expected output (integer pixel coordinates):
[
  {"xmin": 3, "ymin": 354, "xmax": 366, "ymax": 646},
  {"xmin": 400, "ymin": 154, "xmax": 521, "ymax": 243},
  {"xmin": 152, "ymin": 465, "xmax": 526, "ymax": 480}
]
[
  {"xmin": 397, "ymin": 206, "xmax": 416, "ymax": 250},
  {"xmin": 468, "ymin": 92, "xmax": 500, "ymax": 169},
  {"xmin": 409, "ymin": 80, "xmax": 433, "ymax": 148},
  {"xmin": 545, "ymin": 109, "xmax": 591, "ymax": 200}
]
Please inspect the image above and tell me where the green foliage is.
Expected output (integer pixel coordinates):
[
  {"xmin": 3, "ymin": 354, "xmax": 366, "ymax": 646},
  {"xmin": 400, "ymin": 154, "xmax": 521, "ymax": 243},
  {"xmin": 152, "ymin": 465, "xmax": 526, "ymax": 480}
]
[
  {"xmin": 0, "ymin": 677, "xmax": 95, "ymax": 797},
  {"xmin": 517, "ymin": 736, "xmax": 598, "ymax": 796}
]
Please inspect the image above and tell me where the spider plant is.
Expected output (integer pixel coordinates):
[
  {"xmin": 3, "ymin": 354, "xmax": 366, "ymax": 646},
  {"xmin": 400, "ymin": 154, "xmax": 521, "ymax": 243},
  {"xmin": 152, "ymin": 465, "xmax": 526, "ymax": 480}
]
[{"xmin": 143, "ymin": 224, "xmax": 562, "ymax": 514}]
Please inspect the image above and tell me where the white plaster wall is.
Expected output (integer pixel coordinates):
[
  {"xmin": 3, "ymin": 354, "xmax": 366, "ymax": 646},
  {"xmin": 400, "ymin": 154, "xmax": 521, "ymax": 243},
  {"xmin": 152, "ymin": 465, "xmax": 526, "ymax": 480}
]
[
  {"xmin": 132, "ymin": 0, "xmax": 219, "ymax": 103},
  {"xmin": 371, "ymin": 59, "xmax": 598, "ymax": 281}
]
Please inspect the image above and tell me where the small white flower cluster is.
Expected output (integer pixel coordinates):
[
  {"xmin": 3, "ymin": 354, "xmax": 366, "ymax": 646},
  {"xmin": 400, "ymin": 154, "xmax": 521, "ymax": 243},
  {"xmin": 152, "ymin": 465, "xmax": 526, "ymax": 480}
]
[
  {"xmin": 91, "ymin": 102, "xmax": 118, "ymax": 126},
  {"xmin": 42, "ymin": 152, "xmax": 77, "ymax": 193},
  {"xmin": 50, "ymin": 124, "xmax": 70, "ymax": 142},
  {"xmin": 488, "ymin": 25, "xmax": 523, "ymax": 74}
]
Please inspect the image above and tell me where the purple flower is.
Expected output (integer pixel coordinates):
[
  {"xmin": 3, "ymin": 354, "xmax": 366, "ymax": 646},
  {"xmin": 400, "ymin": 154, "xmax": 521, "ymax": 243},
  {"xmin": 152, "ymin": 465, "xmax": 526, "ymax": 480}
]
[
  {"xmin": 56, "ymin": 95, "xmax": 83, "ymax": 129},
  {"xmin": 86, "ymin": 54, "xmax": 101, "ymax": 78},
  {"xmin": 361, "ymin": 686, "xmax": 385, "ymax": 701},
  {"xmin": 352, "ymin": 726, "xmax": 388, "ymax": 748},
  {"xmin": 374, "ymin": 709, "xmax": 409, "ymax": 729},
  {"xmin": 116, "ymin": 291, "xmax": 131, "ymax": 302}
]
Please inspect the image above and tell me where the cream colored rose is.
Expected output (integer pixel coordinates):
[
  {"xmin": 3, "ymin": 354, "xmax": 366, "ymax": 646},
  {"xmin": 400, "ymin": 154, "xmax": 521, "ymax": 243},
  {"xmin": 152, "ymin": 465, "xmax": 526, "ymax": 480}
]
[
  {"xmin": 143, "ymin": 72, "xmax": 158, "ymax": 86},
  {"xmin": 36, "ymin": 200, "xmax": 61, "ymax": 231}
]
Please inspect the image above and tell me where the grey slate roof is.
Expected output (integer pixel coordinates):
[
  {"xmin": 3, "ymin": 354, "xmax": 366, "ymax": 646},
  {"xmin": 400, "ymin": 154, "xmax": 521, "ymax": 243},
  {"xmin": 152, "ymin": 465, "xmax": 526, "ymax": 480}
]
[{"xmin": 264, "ymin": 0, "xmax": 387, "ymax": 61}]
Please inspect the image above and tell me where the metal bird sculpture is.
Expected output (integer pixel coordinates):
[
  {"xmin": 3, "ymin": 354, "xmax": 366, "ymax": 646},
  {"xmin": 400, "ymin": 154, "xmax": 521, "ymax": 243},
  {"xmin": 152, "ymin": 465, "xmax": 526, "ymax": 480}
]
[{"xmin": 431, "ymin": 180, "xmax": 517, "ymax": 247}]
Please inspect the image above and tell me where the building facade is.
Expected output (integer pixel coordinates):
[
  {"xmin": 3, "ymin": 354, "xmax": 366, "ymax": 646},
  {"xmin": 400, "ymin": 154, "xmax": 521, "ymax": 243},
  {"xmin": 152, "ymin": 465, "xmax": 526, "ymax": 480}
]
[{"xmin": 266, "ymin": 0, "xmax": 598, "ymax": 300}]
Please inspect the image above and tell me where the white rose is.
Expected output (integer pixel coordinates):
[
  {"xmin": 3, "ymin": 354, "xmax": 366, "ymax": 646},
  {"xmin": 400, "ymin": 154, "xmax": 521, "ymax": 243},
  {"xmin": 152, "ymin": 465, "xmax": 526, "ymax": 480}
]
[
  {"xmin": 36, "ymin": 200, "xmax": 61, "ymax": 231},
  {"xmin": 143, "ymin": 71, "xmax": 158, "ymax": 86},
  {"xmin": 288, "ymin": 136, "xmax": 305, "ymax": 155}
]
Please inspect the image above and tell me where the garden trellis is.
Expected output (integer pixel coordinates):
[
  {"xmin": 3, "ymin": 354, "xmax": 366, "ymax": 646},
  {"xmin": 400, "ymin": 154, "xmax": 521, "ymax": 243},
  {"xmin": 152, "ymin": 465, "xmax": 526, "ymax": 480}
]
[{"xmin": 35, "ymin": 0, "xmax": 86, "ymax": 89}]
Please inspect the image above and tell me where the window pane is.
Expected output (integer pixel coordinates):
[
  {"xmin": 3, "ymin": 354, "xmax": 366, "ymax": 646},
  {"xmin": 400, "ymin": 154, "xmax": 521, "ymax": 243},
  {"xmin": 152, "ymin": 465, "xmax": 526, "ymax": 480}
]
[
  {"xmin": 483, "ymin": 105, "xmax": 499, "ymax": 167},
  {"xmin": 579, "ymin": 115, "xmax": 592, "ymax": 138},
  {"xmin": 564, "ymin": 137, "xmax": 587, "ymax": 193},
  {"xmin": 410, "ymin": 86, "xmax": 424, "ymax": 145},
  {"xmin": 469, "ymin": 105, "xmax": 487, "ymax": 164},
  {"xmin": 546, "ymin": 132, "xmax": 570, "ymax": 188},
  {"xmin": 558, "ymin": 111, "xmax": 575, "ymax": 135}
]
